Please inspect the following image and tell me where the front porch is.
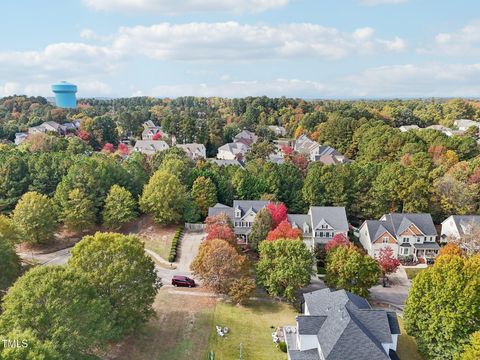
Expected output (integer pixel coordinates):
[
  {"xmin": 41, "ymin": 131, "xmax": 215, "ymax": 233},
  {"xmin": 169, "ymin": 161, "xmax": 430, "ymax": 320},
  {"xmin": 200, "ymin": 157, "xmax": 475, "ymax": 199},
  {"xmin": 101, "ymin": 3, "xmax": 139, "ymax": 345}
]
[{"xmin": 412, "ymin": 242, "xmax": 440, "ymax": 262}]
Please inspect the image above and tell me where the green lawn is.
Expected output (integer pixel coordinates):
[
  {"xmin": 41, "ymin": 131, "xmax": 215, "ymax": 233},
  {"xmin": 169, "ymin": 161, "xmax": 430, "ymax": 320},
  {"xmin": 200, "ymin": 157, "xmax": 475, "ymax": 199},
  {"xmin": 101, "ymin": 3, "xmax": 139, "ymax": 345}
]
[
  {"xmin": 397, "ymin": 316, "xmax": 423, "ymax": 360},
  {"xmin": 139, "ymin": 225, "xmax": 177, "ymax": 260},
  {"xmin": 404, "ymin": 267, "xmax": 427, "ymax": 280},
  {"xmin": 205, "ymin": 300, "xmax": 297, "ymax": 360}
]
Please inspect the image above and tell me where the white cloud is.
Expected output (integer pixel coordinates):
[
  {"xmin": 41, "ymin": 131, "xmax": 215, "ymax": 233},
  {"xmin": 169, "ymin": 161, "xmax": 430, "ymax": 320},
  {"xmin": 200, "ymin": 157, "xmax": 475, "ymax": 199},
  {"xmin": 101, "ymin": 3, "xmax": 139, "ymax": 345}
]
[
  {"xmin": 342, "ymin": 63, "xmax": 480, "ymax": 97},
  {"xmin": 145, "ymin": 78, "xmax": 327, "ymax": 98},
  {"xmin": 418, "ymin": 22, "xmax": 480, "ymax": 56},
  {"xmin": 112, "ymin": 22, "xmax": 406, "ymax": 61},
  {"xmin": 82, "ymin": 0, "xmax": 289, "ymax": 14},
  {"xmin": 359, "ymin": 0, "xmax": 408, "ymax": 5}
]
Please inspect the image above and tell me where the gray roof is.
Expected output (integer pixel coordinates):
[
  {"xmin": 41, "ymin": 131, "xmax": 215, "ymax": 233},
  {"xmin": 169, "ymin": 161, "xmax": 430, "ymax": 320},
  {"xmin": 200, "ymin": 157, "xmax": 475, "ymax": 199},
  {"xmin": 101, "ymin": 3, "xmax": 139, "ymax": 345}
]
[
  {"xmin": 299, "ymin": 288, "xmax": 396, "ymax": 360},
  {"xmin": 309, "ymin": 207, "xmax": 349, "ymax": 232},
  {"xmin": 133, "ymin": 140, "xmax": 169, "ymax": 154},
  {"xmin": 209, "ymin": 159, "xmax": 245, "ymax": 168},
  {"xmin": 363, "ymin": 213, "xmax": 437, "ymax": 244},
  {"xmin": 207, "ymin": 200, "xmax": 269, "ymax": 221},
  {"xmin": 294, "ymin": 135, "xmax": 319, "ymax": 154},
  {"xmin": 289, "ymin": 349, "xmax": 321, "ymax": 360},
  {"xmin": 288, "ymin": 214, "xmax": 312, "ymax": 230},
  {"xmin": 297, "ymin": 315, "xmax": 326, "ymax": 335},
  {"xmin": 176, "ymin": 143, "xmax": 206, "ymax": 159},
  {"xmin": 412, "ymin": 242, "xmax": 440, "ymax": 249},
  {"xmin": 208, "ymin": 203, "xmax": 234, "ymax": 219},
  {"xmin": 218, "ymin": 142, "xmax": 249, "ymax": 153},
  {"xmin": 443, "ymin": 215, "xmax": 480, "ymax": 236}
]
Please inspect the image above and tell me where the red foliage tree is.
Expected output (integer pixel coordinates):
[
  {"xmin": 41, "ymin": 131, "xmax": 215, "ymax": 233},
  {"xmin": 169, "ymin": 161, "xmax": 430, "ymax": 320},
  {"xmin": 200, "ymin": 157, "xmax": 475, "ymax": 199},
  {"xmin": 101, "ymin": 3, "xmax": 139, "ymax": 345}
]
[
  {"xmin": 291, "ymin": 153, "xmax": 309, "ymax": 175},
  {"xmin": 376, "ymin": 246, "xmax": 400, "ymax": 285},
  {"xmin": 468, "ymin": 167, "xmax": 480, "ymax": 185},
  {"xmin": 266, "ymin": 203, "xmax": 288, "ymax": 229},
  {"xmin": 205, "ymin": 213, "xmax": 233, "ymax": 232},
  {"xmin": 77, "ymin": 129, "xmax": 90, "ymax": 141},
  {"xmin": 266, "ymin": 220, "xmax": 302, "ymax": 241},
  {"xmin": 102, "ymin": 143, "xmax": 115, "ymax": 153},
  {"xmin": 205, "ymin": 224, "xmax": 236, "ymax": 246},
  {"xmin": 118, "ymin": 143, "xmax": 129, "ymax": 155},
  {"xmin": 281, "ymin": 145, "xmax": 294, "ymax": 156},
  {"xmin": 152, "ymin": 132, "xmax": 162, "ymax": 140},
  {"xmin": 325, "ymin": 233, "xmax": 351, "ymax": 252}
]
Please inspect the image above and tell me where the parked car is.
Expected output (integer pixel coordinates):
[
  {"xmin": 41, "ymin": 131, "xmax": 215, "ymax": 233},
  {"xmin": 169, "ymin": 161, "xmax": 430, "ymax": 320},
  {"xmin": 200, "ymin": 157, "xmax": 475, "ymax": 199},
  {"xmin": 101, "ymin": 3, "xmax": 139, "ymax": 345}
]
[{"xmin": 171, "ymin": 275, "xmax": 196, "ymax": 287}]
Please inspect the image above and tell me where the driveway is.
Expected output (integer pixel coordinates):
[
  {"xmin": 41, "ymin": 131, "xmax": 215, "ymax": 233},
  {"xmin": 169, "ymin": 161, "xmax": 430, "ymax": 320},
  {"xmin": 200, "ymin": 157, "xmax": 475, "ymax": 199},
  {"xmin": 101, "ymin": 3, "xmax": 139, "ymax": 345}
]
[
  {"xmin": 370, "ymin": 266, "xmax": 411, "ymax": 308},
  {"xmin": 19, "ymin": 247, "xmax": 71, "ymax": 266}
]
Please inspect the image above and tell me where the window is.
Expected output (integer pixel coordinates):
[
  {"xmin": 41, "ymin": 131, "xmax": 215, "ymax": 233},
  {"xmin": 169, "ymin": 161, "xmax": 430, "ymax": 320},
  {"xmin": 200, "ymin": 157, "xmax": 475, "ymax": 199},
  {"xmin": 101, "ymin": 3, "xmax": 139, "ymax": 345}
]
[
  {"xmin": 403, "ymin": 248, "xmax": 409, "ymax": 255},
  {"xmin": 416, "ymin": 237, "xmax": 421, "ymax": 243},
  {"xmin": 235, "ymin": 210, "xmax": 241, "ymax": 218},
  {"xmin": 383, "ymin": 237, "xmax": 388, "ymax": 244},
  {"xmin": 403, "ymin": 237, "xmax": 409, "ymax": 243}
]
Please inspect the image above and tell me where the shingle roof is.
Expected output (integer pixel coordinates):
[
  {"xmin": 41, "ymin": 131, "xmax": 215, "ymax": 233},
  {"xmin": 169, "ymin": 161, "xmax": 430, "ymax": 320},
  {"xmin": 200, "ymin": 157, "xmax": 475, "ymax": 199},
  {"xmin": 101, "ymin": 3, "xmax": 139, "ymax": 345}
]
[
  {"xmin": 297, "ymin": 315, "xmax": 326, "ymax": 335},
  {"xmin": 443, "ymin": 215, "xmax": 480, "ymax": 236},
  {"xmin": 298, "ymin": 289, "xmax": 395, "ymax": 360},
  {"xmin": 209, "ymin": 159, "xmax": 245, "ymax": 168},
  {"xmin": 309, "ymin": 207, "xmax": 349, "ymax": 232},
  {"xmin": 289, "ymin": 349, "xmax": 321, "ymax": 360}
]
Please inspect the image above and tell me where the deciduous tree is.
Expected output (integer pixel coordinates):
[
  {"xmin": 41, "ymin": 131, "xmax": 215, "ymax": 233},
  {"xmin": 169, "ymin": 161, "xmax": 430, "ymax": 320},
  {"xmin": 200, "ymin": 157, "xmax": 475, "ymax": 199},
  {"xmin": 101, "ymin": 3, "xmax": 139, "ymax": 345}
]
[
  {"xmin": 256, "ymin": 239, "xmax": 314, "ymax": 302},
  {"xmin": 376, "ymin": 246, "xmax": 400, "ymax": 285},
  {"xmin": 102, "ymin": 185, "xmax": 137, "ymax": 230},
  {"xmin": 12, "ymin": 191, "xmax": 57, "ymax": 244},
  {"xmin": 191, "ymin": 176, "xmax": 217, "ymax": 217},
  {"xmin": 404, "ymin": 254, "xmax": 480, "ymax": 360},
  {"xmin": 140, "ymin": 170, "xmax": 187, "ymax": 224},
  {"xmin": 60, "ymin": 188, "xmax": 96, "ymax": 232},
  {"xmin": 249, "ymin": 208, "xmax": 273, "ymax": 250},
  {"xmin": 266, "ymin": 219, "xmax": 302, "ymax": 241},
  {"xmin": 266, "ymin": 202, "xmax": 288, "ymax": 229},
  {"xmin": 69, "ymin": 232, "xmax": 159, "ymax": 339},
  {"xmin": 325, "ymin": 233, "xmax": 351, "ymax": 252},
  {"xmin": 325, "ymin": 244, "xmax": 380, "ymax": 297}
]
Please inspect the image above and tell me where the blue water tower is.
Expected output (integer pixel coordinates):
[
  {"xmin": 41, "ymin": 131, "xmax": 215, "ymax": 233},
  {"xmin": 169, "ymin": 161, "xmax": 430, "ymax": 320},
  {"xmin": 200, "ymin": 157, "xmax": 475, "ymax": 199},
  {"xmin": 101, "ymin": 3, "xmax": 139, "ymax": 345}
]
[{"xmin": 51, "ymin": 81, "xmax": 77, "ymax": 109}]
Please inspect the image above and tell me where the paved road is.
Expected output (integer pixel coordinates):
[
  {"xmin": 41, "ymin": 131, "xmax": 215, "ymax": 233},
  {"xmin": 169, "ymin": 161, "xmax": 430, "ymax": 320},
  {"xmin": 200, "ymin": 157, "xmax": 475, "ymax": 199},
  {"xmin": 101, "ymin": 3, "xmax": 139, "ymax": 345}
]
[{"xmin": 18, "ymin": 231, "xmax": 205, "ymax": 286}]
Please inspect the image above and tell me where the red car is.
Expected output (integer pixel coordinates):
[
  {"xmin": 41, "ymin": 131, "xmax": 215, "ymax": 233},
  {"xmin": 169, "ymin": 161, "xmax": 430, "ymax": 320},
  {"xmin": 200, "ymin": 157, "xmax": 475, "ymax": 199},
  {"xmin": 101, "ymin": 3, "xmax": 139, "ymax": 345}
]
[{"xmin": 171, "ymin": 275, "xmax": 196, "ymax": 287}]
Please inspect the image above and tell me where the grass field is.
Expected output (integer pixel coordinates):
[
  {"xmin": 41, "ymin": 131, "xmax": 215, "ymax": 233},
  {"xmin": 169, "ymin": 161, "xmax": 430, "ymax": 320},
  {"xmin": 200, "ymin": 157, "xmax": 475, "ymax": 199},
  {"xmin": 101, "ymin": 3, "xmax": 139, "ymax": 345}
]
[
  {"xmin": 138, "ymin": 223, "xmax": 177, "ymax": 260},
  {"xmin": 404, "ymin": 267, "xmax": 427, "ymax": 280},
  {"xmin": 396, "ymin": 316, "xmax": 423, "ymax": 360},
  {"xmin": 106, "ymin": 289, "xmax": 297, "ymax": 360},
  {"xmin": 206, "ymin": 300, "xmax": 296, "ymax": 360}
]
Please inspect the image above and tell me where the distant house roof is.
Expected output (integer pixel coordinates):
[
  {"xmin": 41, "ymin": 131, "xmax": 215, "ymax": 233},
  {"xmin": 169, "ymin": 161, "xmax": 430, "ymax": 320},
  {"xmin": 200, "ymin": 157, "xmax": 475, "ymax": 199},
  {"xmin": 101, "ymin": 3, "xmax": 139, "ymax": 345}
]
[
  {"xmin": 454, "ymin": 119, "xmax": 480, "ymax": 130},
  {"xmin": 143, "ymin": 120, "xmax": 156, "ymax": 128},
  {"xmin": 363, "ymin": 213, "xmax": 437, "ymax": 243},
  {"xmin": 309, "ymin": 207, "xmax": 349, "ymax": 232},
  {"xmin": 299, "ymin": 288, "xmax": 399, "ymax": 360},
  {"xmin": 268, "ymin": 153, "xmax": 285, "ymax": 164},
  {"xmin": 294, "ymin": 134, "xmax": 320, "ymax": 154},
  {"xmin": 133, "ymin": 140, "xmax": 169, "ymax": 155},
  {"xmin": 208, "ymin": 200, "xmax": 269, "ymax": 221},
  {"xmin": 268, "ymin": 125, "xmax": 287, "ymax": 136},
  {"xmin": 234, "ymin": 129, "xmax": 258, "ymax": 146},
  {"xmin": 442, "ymin": 215, "xmax": 480, "ymax": 237},
  {"xmin": 209, "ymin": 159, "xmax": 245, "ymax": 168},
  {"xmin": 177, "ymin": 143, "xmax": 206, "ymax": 160},
  {"xmin": 288, "ymin": 214, "xmax": 312, "ymax": 230},
  {"xmin": 217, "ymin": 142, "xmax": 249, "ymax": 155}
]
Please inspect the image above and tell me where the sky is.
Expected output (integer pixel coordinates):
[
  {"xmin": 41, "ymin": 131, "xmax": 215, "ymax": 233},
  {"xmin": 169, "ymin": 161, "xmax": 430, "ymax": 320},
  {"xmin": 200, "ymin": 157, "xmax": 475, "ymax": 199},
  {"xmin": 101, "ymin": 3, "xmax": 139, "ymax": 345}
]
[{"xmin": 1, "ymin": 0, "xmax": 480, "ymax": 99}]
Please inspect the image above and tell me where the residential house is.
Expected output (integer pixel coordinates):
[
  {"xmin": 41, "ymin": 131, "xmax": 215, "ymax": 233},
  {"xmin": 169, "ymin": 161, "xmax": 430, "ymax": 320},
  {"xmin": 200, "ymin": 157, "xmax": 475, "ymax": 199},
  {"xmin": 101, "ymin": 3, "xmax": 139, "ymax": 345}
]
[
  {"xmin": 208, "ymin": 200, "xmax": 270, "ymax": 243},
  {"xmin": 268, "ymin": 125, "xmax": 287, "ymax": 137},
  {"xmin": 28, "ymin": 121, "xmax": 63, "ymax": 135},
  {"xmin": 284, "ymin": 288, "xmax": 400, "ymax": 360},
  {"xmin": 177, "ymin": 143, "xmax": 206, "ymax": 160},
  {"xmin": 268, "ymin": 153, "xmax": 285, "ymax": 165},
  {"xmin": 359, "ymin": 213, "xmax": 439, "ymax": 261},
  {"xmin": 14, "ymin": 132, "xmax": 28, "ymax": 145},
  {"xmin": 234, "ymin": 129, "xmax": 258, "ymax": 146},
  {"xmin": 399, "ymin": 125, "xmax": 420, "ymax": 132},
  {"xmin": 294, "ymin": 135, "xmax": 348, "ymax": 164},
  {"xmin": 441, "ymin": 215, "xmax": 480, "ymax": 242},
  {"xmin": 208, "ymin": 159, "xmax": 245, "ymax": 168},
  {"xmin": 288, "ymin": 207, "xmax": 349, "ymax": 249},
  {"xmin": 133, "ymin": 140, "xmax": 169, "ymax": 155},
  {"xmin": 208, "ymin": 201, "xmax": 348, "ymax": 248},
  {"xmin": 426, "ymin": 125, "xmax": 454, "ymax": 137},
  {"xmin": 454, "ymin": 119, "xmax": 480, "ymax": 131},
  {"xmin": 141, "ymin": 120, "xmax": 166, "ymax": 140},
  {"xmin": 216, "ymin": 142, "xmax": 250, "ymax": 160}
]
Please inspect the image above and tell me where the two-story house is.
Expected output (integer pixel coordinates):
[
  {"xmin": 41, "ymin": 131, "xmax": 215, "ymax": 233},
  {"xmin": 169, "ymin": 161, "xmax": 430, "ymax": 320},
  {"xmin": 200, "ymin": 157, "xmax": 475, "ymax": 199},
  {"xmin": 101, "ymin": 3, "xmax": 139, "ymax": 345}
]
[
  {"xmin": 294, "ymin": 135, "xmax": 348, "ymax": 164},
  {"xmin": 441, "ymin": 215, "xmax": 480, "ymax": 243},
  {"xmin": 284, "ymin": 288, "xmax": 400, "ymax": 360},
  {"xmin": 208, "ymin": 200, "xmax": 270, "ymax": 242},
  {"xmin": 288, "ymin": 207, "xmax": 349, "ymax": 250},
  {"xmin": 359, "ymin": 213, "xmax": 439, "ymax": 261},
  {"xmin": 234, "ymin": 129, "xmax": 258, "ymax": 146},
  {"xmin": 177, "ymin": 143, "xmax": 206, "ymax": 160},
  {"xmin": 216, "ymin": 142, "xmax": 250, "ymax": 161},
  {"xmin": 133, "ymin": 140, "xmax": 170, "ymax": 155}
]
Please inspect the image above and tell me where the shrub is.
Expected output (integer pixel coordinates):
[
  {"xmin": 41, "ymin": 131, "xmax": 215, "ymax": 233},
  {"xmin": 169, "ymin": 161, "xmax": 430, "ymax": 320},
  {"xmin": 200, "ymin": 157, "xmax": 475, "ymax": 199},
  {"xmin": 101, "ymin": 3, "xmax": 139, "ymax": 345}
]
[
  {"xmin": 279, "ymin": 341, "xmax": 287, "ymax": 353},
  {"xmin": 168, "ymin": 228, "xmax": 183, "ymax": 262}
]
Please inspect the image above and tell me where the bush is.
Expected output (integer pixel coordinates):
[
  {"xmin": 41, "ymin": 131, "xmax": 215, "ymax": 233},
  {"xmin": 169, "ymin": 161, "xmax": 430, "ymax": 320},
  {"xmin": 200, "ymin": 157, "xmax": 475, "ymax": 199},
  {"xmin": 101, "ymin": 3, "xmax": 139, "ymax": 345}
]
[
  {"xmin": 279, "ymin": 341, "xmax": 287, "ymax": 353},
  {"xmin": 168, "ymin": 228, "xmax": 183, "ymax": 262},
  {"xmin": 317, "ymin": 266, "xmax": 326, "ymax": 275}
]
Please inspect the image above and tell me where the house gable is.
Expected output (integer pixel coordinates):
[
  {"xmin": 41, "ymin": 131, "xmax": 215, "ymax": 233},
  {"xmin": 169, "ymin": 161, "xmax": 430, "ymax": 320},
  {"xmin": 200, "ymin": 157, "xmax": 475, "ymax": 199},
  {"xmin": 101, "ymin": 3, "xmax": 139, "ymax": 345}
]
[
  {"xmin": 373, "ymin": 231, "xmax": 397, "ymax": 244},
  {"xmin": 314, "ymin": 218, "xmax": 333, "ymax": 231},
  {"xmin": 399, "ymin": 224, "xmax": 424, "ymax": 237}
]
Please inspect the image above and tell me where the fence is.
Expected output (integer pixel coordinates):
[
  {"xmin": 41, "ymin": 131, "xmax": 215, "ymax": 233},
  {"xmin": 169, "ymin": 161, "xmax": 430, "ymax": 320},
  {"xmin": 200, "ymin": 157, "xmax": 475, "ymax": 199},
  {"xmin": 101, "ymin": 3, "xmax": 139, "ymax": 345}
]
[{"xmin": 185, "ymin": 223, "xmax": 206, "ymax": 232}]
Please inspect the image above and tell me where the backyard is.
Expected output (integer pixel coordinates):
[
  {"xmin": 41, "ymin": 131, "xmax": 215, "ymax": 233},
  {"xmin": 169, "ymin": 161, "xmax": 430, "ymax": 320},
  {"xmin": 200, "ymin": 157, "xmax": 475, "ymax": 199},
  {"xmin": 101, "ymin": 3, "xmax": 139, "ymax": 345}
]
[
  {"xmin": 397, "ymin": 316, "xmax": 423, "ymax": 360},
  {"xmin": 106, "ymin": 288, "xmax": 297, "ymax": 360}
]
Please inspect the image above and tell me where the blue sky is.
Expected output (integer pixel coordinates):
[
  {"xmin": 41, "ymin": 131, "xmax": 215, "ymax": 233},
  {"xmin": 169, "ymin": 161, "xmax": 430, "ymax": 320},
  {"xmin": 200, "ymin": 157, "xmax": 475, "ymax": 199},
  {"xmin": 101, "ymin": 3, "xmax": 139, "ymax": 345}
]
[{"xmin": 1, "ymin": 0, "xmax": 480, "ymax": 98}]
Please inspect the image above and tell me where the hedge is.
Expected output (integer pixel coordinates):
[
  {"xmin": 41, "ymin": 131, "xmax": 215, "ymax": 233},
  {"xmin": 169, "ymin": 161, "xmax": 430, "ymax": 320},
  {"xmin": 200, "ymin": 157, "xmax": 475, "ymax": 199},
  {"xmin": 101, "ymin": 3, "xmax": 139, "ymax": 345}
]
[{"xmin": 168, "ymin": 228, "xmax": 183, "ymax": 262}]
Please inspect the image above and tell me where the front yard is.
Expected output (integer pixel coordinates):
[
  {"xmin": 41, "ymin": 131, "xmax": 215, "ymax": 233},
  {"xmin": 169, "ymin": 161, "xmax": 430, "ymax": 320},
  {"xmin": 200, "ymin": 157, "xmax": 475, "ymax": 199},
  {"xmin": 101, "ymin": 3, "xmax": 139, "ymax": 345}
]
[
  {"xmin": 404, "ymin": 267, "xmax": 427, "ymax": 280},
  {"xmin": 397, "ymin": 316, "xmax": 423, "ymax": 360},
  {"xmin": 130, "ymin": 216, "xmax": 178, "ymax": 260}
]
